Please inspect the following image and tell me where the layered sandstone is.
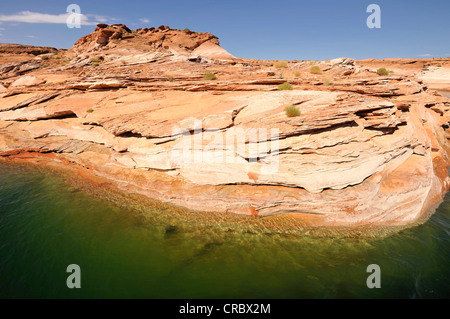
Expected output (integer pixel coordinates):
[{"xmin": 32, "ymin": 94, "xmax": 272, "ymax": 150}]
[{"xmin": 1, "ymin": 24, "xmax": 450, "ymax": 229}]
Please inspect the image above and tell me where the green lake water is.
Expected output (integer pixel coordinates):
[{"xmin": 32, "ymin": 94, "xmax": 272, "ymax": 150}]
[{"xmin": 0, "ymin": 163, "xmax": 449, "ymax": 298}]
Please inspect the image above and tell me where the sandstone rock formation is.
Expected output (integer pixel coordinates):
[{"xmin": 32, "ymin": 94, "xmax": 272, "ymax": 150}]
[
  {"xmin": 71, "ymin": 24, "xmax": 234, "ymax": 60},
  {"xmin": 1, "ymin": 24, "xmax": 449, "ymax": 231}
]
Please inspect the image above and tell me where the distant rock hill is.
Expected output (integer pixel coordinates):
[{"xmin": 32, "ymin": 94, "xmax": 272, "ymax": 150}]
[
  {"xmin": 0, "ymin": 43, "xmax": 56, "ymax": 56},
  {"xmin": 70, "ymin": 23, "xmax": 235, "ymax": 60}
]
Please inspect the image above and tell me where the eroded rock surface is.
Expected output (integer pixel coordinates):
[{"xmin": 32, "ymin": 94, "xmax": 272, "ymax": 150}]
[{"xmin": 1, "ymin": 24, "xmax": 450, "ymax": 229}]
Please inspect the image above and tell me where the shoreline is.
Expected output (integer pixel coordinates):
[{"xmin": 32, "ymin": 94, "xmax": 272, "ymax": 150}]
[{"xmin": 0, "ymin": 150, "xmax": 440, "ymax": 239}]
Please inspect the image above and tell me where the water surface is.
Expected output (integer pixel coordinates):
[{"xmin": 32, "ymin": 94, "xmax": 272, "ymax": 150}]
[{"xmin": 0, "ymin": 163, "xmax": 449, "ymax": 298}]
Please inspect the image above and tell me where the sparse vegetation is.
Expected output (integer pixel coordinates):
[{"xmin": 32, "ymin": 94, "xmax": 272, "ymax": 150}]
[
  {"xmin": 274, "ymin": 60, "xmax": 288, "ymax": 68},
  {"xmin": 183, "ymin": 28, "xmax": 190, "ymax": 32},
  {"xmin": 92, "ymin": 62, "xmax": 100, "ymax": 67},
  {"xmin": 204, "ymin": 71, "xmax": 216, "ymax": 80},
  {"xmin": 294, "ymin": 71, "xmax": 301, "ymax": 77},
  {"xmin": 376, "ymin": 67, "xmax": 389, "ymax": 75},
  {"xmin": 285, "ymin": 105, "xmax": 300, "ymax": 117},
  {"xmin": 121, "ymin": 60, "xmax": 126, "ymax": 65},
  {"xmin": 90, "ymin": 57, "xmax": 100, "ymax": 63},
  {"xmin": 41, "ymin": 56, "xmax": 50, "ymax": 60},
  {"xmin": 278, "ymin": 82, "xmax": 293, "ymax": 91},
  {"xmin": 310, "ymin": 66, "xmax": 322, "ymax": 74},
  {"xmin": 86, "ymin": 108, "xmax": 94, "ymax": 113},
  {"xmin": 323, "ymin": 78, "xmax": 332, "ymax": 86}
]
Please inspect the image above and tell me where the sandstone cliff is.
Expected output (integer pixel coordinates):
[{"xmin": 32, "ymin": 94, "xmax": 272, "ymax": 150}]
[{"xmin": 1, "ymin": 24, "xmax": 450, "ymax": 230}]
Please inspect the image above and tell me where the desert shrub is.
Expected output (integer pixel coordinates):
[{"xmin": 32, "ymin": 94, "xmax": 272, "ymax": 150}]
[
  {"xmin": 278, "ymin": 82, "xmax": 293, "ymax": 90},
  {"xmin": 310, "ymin": 66, "xmax": 322, "ymax": 74},
  {"xmin": 183, "ymin": 28, "xmax": 190, "ymax": 32},
  {"xmin": 294, "ymin": 71, "xmax": 301, "ymax": 77},
  {"xmin": 204, "ymin": 71, "xmax": 216, "ymax": 80},
  {"xmin": 90, "ymin": 57, "xmax": 100, "ymax": 63},
  {"xmin": 92, "ymin": 62, "xmax": 99, "ymax": 67},
  {"xmin": 41, "ymin": 55, "xmax": 50, "ymax": 60},
  {"xmin": 121, "ymin": 60, "xmax": 126, "ymax": 65},
  {"xmin": 285, "ymin": 105, "xmax": 300, "ymax": 117},
  {"xmin": 274, "ymin": 60, "xmax": 288, "ymax": 68},
  {"xmin": 86, "ymin": 108, "xmax": 94, "ymax": 113},
  {"xmin": 377, "ymin": 67, "xmax": 389, "ymax": 75},
  {"xmin": 323, "ymin": 78, "xmax": 332, "ymax": 86}
]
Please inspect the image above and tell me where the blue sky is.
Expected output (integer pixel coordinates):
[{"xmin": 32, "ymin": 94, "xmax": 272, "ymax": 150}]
[{"xmin": 0, "ymin": 0, "xmax": 449, "ymax": 60}]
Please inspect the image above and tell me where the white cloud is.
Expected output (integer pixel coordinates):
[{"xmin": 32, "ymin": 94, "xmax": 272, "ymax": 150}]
[
  {"xmin": 140, "ymin": 18, "xmax": 151, "ymax": 24},
  {"xmin": 25, "ymin": 35, "xmax": 37, "ymax": 38},
  {"xmin": 0, "ymin": 11, "xmax": 103, "ymax": 25},
  {"xmin": 86, "ymin": 14, "xmax": 119, "ymax": 23},
  {"xmin": 417, "ymin": 53, "xmax": 432, "ymax": 57}
]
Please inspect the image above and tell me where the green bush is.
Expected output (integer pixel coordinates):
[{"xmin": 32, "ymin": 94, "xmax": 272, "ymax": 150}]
[
  {"xmin": 285, "ymin": 105, "xmax": 300, "ymax": 117},
  {"xmin": 92, "ymin": 62, "xmax": 99, "ymax": 67},
  {"xmin": 310, "ymin": 66, "xmax": 322, "ymax": 74},
  {"xmin": 274, "ymin": 60, "xmax": 288, "ymax": 68},
  {"xmin": 90, "ymin": 57, "xmax": 100, "ymax": 63},
  {"xmin": 278, "ymin": 82, "xmax": 293, "ymax": 90},
  {"xmin": 204, "ymin": 71, "xmax": 216, "ymax": 80},
  {"xmin": 183, "ymin": 28, "xmax": 190, "ymax": 32},
  {"xmin": 377, "ymin": 67, "xmax": 389, "ymax": 75}
]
